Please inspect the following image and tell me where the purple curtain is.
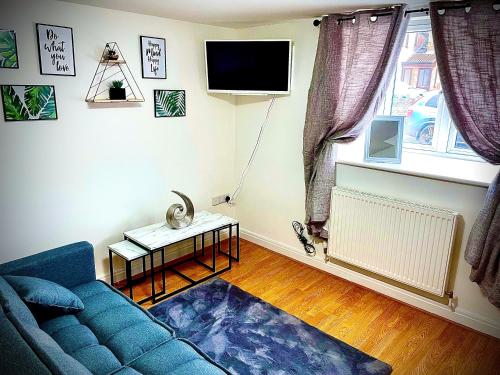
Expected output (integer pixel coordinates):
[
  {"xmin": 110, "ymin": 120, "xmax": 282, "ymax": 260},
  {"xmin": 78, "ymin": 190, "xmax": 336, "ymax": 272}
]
[
  {"xmin": 430, "ymin": 0, "xmax": 500, "ymax": 306},
  {"xmin": 303, "ymin": 6, "xmax": 408, "ymax": 238}
]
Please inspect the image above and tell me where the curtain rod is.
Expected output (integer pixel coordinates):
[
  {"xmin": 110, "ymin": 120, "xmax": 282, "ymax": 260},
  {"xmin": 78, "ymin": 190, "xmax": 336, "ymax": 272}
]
[
  {"xmin": 313, "ymin": 5, "xmax": 398, "ymax": 26},
  {"xmin": 403, "ymin": 3, "xmax": 472, "ymax": 17},
  {"xmin": 312, "ymin": 2, "xmax": 482, "ymax": 26}
]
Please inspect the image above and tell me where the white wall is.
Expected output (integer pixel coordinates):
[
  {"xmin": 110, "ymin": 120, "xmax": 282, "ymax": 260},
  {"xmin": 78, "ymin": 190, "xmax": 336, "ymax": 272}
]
[
  {"xmin": 0, "ymin": 0, "xmax": 236, "ymax": 279},
  {"xmin": 1, "ymin": 2, "xmax": 499, "ymax": 338},
  {"xmin": 233, "ymin": 19, "xmax": 500, "ymax": 337}
]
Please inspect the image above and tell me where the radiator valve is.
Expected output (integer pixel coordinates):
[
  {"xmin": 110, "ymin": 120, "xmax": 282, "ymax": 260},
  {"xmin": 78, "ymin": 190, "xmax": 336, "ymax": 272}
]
[
  {"xmin": 323, "ymin": 241, "xmax": 329, "ymax": 263},
  {"xmin": 445, "ymin": 290, "xmax": 456, "ymax": 309}
]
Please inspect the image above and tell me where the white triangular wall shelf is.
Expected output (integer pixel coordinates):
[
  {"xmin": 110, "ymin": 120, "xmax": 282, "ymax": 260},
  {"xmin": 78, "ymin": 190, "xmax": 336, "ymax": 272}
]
[{"xmin": 85, "ymin": 42, "xmax": 145, "ymax": 103}]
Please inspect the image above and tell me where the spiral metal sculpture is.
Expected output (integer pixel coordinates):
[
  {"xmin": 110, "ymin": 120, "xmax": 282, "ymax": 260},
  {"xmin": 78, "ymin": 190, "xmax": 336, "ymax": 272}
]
[{"xmin": 166, "ymin": 191, "xmax": 194, "ymax": 229}]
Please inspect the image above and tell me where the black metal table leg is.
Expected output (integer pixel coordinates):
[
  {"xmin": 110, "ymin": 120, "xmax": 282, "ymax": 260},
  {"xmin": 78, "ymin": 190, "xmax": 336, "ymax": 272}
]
[
  {"xmin": 216, "ymin": 224, "xmax": 240, "ymax": 262},
  {"xmin": 161, "ymin": 248, "xmax": 165, "ymax": 294},
  {"xmin": 126, "ymin": 260, "xmax": 133, "ymax": 299},
  {"xmin": 142, "ymin": 257, "xmax": 146, "ymax": 279},
  {"xmin": 150, "ymin": 252, "xmax": 155, "ymax": 304},
  {"xmin": 193, "ymin": 235, "xmax": 197, "ymax": 259},
  {"xmin": 109, "ymin": 249, "xmax": 114, "ymax": 287},
  {"xmin": 236, "ymin": 223, "xmax": 240, "ymax": 261},
  {"xmin": 202, "ymin": 232, "xmax": 205, "ymax": 257},
  {"xmin": 229, "ymin": 225, "xmax": 232, "ymax": 270},
  {"xmin": 212, "ymin": 230, "xmax": 216, "ymax": 271}
]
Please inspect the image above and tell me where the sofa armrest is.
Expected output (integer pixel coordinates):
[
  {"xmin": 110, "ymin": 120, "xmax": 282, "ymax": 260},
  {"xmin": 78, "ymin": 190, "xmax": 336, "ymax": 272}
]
[{"xmin": 0, "ymin": 242, "xmax": 96, "ymax": 288}]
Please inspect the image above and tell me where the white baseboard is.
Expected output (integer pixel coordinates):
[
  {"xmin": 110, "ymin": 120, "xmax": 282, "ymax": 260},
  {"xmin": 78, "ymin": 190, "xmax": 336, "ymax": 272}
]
[{"xmin": 241, "ymin": 228, "xmax": 500, "ymax": 339}]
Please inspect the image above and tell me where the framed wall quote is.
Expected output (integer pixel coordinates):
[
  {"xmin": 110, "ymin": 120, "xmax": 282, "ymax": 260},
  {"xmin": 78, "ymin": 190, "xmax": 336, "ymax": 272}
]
[
  {"xmin": 140, "ymin": 36, "xmax": 166, "ymax": 79},
  {"xmin": 36, "ymin": 23, "xmax": 76, "ymax": 76}
]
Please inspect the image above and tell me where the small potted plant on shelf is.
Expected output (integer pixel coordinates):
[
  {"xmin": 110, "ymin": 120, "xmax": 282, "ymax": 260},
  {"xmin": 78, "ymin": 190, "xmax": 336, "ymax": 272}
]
[
  {"xmin": 109, "ymin": 80, "xmax": 126, "ymax": 100},
  {"xmin": 105, "ymin": 48, "xmax": 118, "ymax": 60}
]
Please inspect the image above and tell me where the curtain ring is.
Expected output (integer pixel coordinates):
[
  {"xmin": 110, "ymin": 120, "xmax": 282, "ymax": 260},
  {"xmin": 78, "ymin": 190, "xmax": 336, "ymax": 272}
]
[{"xmin": 370, "ymin": 15, "xmax": 378, "ymax": 22}]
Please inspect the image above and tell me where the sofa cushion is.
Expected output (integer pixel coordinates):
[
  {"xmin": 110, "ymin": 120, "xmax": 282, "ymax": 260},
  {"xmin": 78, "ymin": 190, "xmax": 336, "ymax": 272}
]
[
  {"xmin": 168, "ymin": 359, "xmax": 228, "ymax": 375},
  {"xmin": 106, "ymin": 321, "xmax": 174, "ymax": 363},
  {"xmin": 7, "ymin": 311, "xmax": 92, "ymax": 375},
  {"xmin": 129, "ymin": 339, "xmax": 226, "ymax": 375},
  {"xmin": 40, "ymin": 314, "xmax": 81, "ymax": 335},
  {"xmin": 71, "ymin": 280, "xmax": 110, "ymax": 299},
  {"xmin": 50, "ymin": 324, "xmax": 99, "ymax": 354},
  {"xmin": 0, "ymin": 276, "xmax": 38, "ymax": 326},
  {"xmin": 71, "ymin": 344, "xmax": 123, "ymax": 375},
  {"xmin": 4, "ymin": 275, "xmax": 84, "ymax": 316},
  {"xmin": 76, "ymin": 290, "xmax": 130, "ymax": 322},
  {"xmin": 89, "ymin": 304, "xmax": 152, "ymax": 341},
  {"xmin": 112, "ymin": 367, "xmax": 142, "ymax": 375}
]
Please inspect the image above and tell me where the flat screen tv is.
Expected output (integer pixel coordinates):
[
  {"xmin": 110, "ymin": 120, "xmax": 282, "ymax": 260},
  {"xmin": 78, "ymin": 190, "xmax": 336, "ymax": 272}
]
[{"xmin": 205, "ymin": 40, "xmax": 292, "ymax": 95}]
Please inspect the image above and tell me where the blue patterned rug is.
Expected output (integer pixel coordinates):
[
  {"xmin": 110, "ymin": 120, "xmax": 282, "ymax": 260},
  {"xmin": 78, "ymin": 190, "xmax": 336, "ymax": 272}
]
[{"xmin": 149, "ymin": 278, "xmax": 391, "ymax": 375}]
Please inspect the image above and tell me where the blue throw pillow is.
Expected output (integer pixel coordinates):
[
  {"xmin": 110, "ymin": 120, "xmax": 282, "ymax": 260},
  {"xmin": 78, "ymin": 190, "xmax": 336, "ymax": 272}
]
[{"xmin": 4, "ymin": 275, "xmax": 84, "ymax": 315}]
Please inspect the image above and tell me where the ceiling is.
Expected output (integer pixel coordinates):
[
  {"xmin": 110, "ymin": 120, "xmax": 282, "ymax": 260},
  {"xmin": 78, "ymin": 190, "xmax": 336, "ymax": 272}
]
[{"xmin": 60, "ymin": 0, "xmax": 428, "ymax": 28}]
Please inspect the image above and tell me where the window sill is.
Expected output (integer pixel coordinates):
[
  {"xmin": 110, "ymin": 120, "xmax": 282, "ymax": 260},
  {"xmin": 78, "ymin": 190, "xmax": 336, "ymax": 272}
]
[
  {"xmin": 337, "ymin": 138, "xmax": 498, "ymax": 188},
  {"xmin": 403, "ymin": 145, "xmax": 482, "ymax": 162}
]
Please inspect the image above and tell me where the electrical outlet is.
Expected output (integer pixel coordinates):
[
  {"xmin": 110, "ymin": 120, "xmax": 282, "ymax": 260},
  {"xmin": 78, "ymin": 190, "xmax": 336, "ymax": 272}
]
[{"xmin": 212, "ymin": 194, "xmax": 230, "ymax": 206}]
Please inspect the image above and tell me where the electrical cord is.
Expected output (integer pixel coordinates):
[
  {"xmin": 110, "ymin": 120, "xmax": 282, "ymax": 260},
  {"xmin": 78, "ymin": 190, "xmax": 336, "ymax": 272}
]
[
  {"xmin": 292, "ymin": 221, "xmax": 316, "ymax": 256},
  {"xmin": 228, "ymin": 95, "xmax": 277, "ymax": 204}
]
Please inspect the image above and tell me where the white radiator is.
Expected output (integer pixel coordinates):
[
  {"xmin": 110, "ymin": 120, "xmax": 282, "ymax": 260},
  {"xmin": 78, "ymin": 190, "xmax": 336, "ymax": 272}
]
[{"xmin": 328, "ymin": 187, "xmax": 458, "ymax": 297}]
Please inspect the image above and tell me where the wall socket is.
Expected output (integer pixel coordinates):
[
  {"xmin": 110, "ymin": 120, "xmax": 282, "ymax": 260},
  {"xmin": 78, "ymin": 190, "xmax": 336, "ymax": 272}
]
[{"xmin": 212, "ymin": 193, "xmax": 230, "ymax": 206}]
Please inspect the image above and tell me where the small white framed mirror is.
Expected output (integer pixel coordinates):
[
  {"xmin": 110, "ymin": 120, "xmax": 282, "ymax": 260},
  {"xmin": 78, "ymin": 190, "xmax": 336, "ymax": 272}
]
[{"xmin": 364, "ymin": 116, "xmax": 404, "ymax": 163}]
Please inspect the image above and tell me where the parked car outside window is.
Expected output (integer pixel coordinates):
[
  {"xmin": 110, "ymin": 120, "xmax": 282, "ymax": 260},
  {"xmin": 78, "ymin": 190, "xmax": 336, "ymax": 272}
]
[{"xmin": 405, "ymin": 91, "xmax": 439, "ymax": 145}]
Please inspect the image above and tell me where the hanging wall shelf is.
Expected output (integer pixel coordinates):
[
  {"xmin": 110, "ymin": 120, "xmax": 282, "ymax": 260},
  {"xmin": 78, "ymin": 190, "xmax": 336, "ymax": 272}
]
[{"xmin": 85, "ymin": 42, "xmax": 145, "ymax": 103}]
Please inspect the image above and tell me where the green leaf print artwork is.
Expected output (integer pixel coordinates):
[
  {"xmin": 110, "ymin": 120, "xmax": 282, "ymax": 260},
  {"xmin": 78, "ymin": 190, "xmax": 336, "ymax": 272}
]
[
  {"xmin": 155, "ymin": 90, "xmax": 186, "ymax": 117},
  {"xmin": 1, "ymin": 85, "xmax": 57, "ymax": 121},
  {"xmin": 0, "ymin": 30, "xmax": 19, "ymax": 68}
]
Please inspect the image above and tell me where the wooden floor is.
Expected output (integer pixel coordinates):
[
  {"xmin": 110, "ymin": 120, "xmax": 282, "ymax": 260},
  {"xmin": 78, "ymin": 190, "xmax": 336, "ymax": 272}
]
[{"xmin": 131, "ymin": 239, "xmax": 500, "ymax": 375}]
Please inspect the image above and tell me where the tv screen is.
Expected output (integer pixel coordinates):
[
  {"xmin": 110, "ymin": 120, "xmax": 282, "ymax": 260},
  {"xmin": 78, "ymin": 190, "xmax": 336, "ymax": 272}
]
[{"xmin": 205, "ymin": 40, "xmax": 292, "ymax": 94}]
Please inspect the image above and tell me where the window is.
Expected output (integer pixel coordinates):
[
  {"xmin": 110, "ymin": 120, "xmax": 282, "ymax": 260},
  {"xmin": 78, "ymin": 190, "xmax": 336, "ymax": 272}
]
[
  {"xmin": 401, "ymin": 68, "xmax": 411, "ymax": 84},
  {"xmin": 416, "ymin": 68, "xmax": 431, "ymax": 89},
  {"xmin": 378, "ymin": 17, "xmax": 478, "ymax": 160}
]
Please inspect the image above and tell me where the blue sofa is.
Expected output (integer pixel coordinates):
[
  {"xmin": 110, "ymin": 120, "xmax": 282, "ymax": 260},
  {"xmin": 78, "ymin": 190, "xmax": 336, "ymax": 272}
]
[{"xmin": 0, "ymin": 241, "xmax": 229, "ymax": 375}]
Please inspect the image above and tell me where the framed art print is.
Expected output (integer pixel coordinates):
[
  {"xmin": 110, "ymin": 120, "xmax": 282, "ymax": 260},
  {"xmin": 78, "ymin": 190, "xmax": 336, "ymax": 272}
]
[
  {"xmin": 36, "ymin": 23, "xmax": 76, "ymax": 76},
  {"xmin": 364, "ymin": 116, "xmax": 404, "ymax": 164},
  {"xmin": 141, "ymin": 36, "xmax": 166, "ymax": 79},
  {"xmin": 1, "ymin": 85, "xmax": 58, "ymax": 121},
  {"xmin": 0, "ymin": 29, "xmax": 19, "ymax": 68},
  {"xmin": 154, "ymin": 90, "xmax": 185, "ymax": 117}
]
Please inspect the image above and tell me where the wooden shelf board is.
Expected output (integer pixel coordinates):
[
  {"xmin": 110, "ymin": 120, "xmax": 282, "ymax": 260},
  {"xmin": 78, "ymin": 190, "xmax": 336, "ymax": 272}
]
[
  {"xmin": 86, "ymin": 98, "xmax": 144, "ymax": 103},
  {"xmin": 100, "ymin": 59, "xmax": 126, "ymax": 64}
]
